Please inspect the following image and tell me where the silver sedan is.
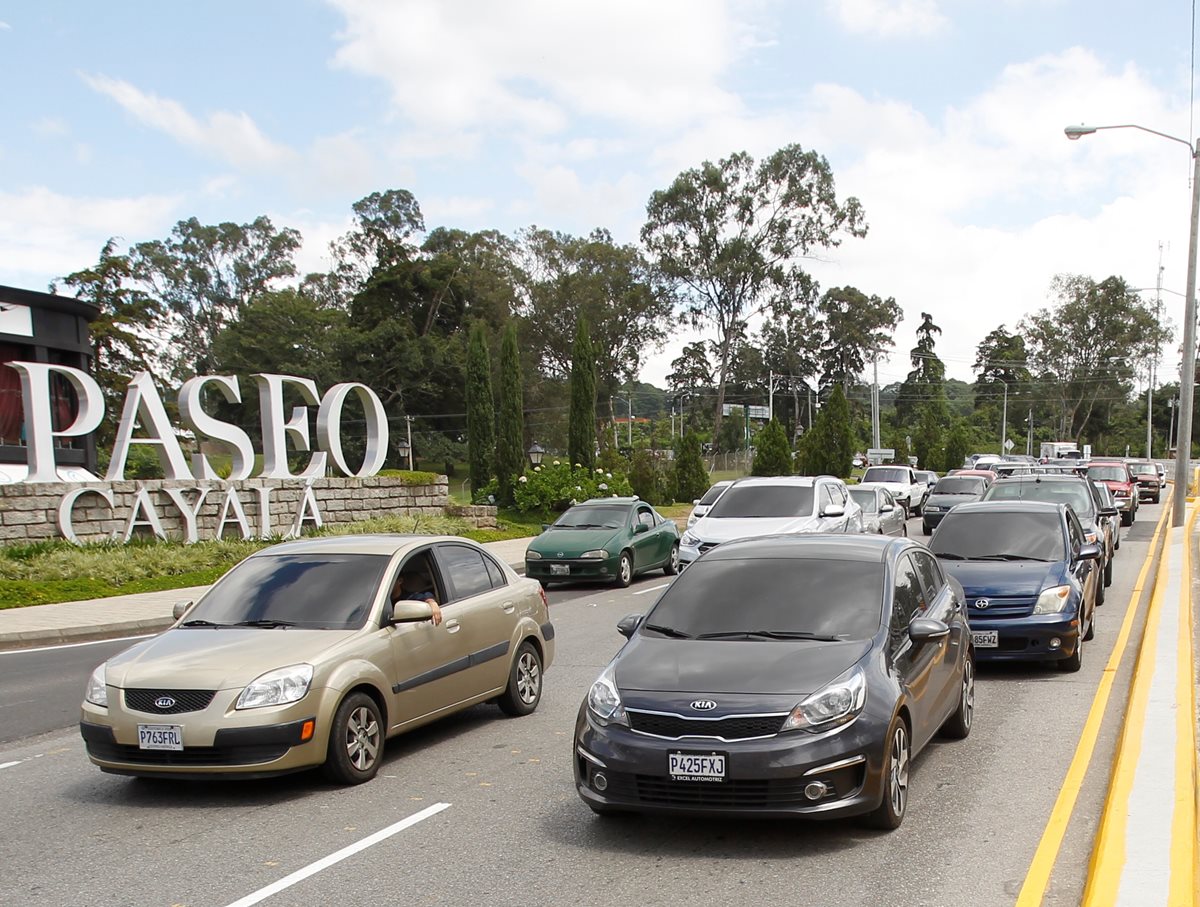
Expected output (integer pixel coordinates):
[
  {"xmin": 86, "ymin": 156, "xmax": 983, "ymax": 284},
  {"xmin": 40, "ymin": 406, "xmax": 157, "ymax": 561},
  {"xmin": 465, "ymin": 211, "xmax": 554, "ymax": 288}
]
[{"xmin": 848, "ymin": 483, "xmax": 907, "ymax": 537}]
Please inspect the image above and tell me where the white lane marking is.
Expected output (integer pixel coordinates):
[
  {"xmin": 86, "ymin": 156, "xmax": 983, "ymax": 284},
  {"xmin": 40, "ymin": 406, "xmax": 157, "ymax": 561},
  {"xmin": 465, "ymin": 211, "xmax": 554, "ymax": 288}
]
[
  {"xmin": 632, "ymin": 583, "xmax": 669, "ymax": 596},
  {"xmin": 0, "ymin": 634, "xmax": 154, "ymax": 656},
  {"xmin": 223, "ymin": 802, "xmax": 451, "ymax": 907},
  {"xmin": 0, "ymin": 761, "xmax": 21, "ymax": 770}
]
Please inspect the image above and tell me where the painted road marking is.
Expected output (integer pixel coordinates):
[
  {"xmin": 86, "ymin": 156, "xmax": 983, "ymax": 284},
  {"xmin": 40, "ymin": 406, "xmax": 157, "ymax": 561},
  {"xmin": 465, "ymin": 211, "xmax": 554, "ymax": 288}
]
[
  {"xmin": 1016, "ymin": 495, "xmax": 1171, "ymax": 906},
  {"xmin": 0, "ymin": 634, "xmax": 153, "ymax": 656},
  {"xmin": 633, "ymin": 583, "xmax": 670, "ymax": 596},
  {"xmin": 222, "ymin": 802, "xmax": 451, "ymax": 907},
  {"xmin": 0, "ymin": 761, "xmax": 21, "ymax": 771}
]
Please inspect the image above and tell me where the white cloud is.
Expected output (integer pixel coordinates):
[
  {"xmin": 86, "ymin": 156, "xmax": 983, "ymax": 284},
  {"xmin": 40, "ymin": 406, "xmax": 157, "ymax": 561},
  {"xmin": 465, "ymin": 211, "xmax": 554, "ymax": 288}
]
[
  {"xmin": 32, "ymin": 117, "xmax": 69, "ymax": 137},
  {"xmin": 827, "ymin": 0, "xmax": 949, "ymax": 38},
  {"xmin": 0, "ymin": 21, "xmax": 10, "ymax": 30},
  {"xmin": 82, "ymin": 73, "xmax": 293, "ymax": 168},
  {"xmin": 327, "ymin": 0, "xmax": 748, "ymax": 138},
  {"xmin": 0, "ymin": 187, "xmax": 181, "ymax": 287}
]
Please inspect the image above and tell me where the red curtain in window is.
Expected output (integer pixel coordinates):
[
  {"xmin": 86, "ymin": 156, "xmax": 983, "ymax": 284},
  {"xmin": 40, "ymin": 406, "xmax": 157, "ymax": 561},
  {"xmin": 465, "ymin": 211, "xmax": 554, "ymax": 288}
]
[{"xmin": 0, "ymin": 344, "xmax": 25, "ymax": 445}]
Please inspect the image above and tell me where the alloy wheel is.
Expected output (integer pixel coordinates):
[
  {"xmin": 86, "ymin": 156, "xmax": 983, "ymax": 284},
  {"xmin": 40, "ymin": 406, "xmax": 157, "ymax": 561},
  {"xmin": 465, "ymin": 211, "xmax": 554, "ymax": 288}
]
[
  {"xmin": 961, "ymin": 660, "xmax": 974, "ymax": 731},
  {"xmin": 345, "ymin": 706, "xmax": 380, "ymax": 772},
  {"xmin": 620, "ymin": 555, "xmax": 632, "ymax": 585},
  {"xmin": 516, "ymin": 651, "xmax": 541, "ymax": 704},
  {"xmin": 889, "ymin": 725, "xmax": 910, "ymax": 818}
]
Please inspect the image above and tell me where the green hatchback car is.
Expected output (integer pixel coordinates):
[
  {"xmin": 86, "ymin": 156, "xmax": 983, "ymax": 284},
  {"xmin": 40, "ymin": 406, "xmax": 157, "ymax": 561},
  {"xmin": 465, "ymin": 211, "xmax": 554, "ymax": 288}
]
[{"xmin": 525, "ymin": 497, "xmax": 680, "ymax": 588}]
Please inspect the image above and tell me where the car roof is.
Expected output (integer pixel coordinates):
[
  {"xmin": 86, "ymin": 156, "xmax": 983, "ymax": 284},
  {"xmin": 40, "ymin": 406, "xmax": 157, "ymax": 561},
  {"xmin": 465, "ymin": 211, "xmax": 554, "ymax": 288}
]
[
  {"xmin": 703, "ymin": 532, "xmax": 907, "ymax": 563},
  {"xmin": 249, "ymin": 534, "xmax": 469, "ymax": 557},
  {"xmin": 578, "ymin": 496, "xmax": 640, "ymax": 506},
  {"xmin": 945, "ymin": 500, "xmax": 1066, "ymax": 516},
  {"xmin": 727, "ymin": 475, "xmax": 823, "ymax": 487},
  {"xmin": 994, "ymin": 473, "xmax": 1087, "ymax": 484}
]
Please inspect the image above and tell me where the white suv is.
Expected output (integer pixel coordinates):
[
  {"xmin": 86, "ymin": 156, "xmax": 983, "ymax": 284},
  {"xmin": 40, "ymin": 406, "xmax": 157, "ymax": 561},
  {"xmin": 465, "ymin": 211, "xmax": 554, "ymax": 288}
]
[
  {"xmin": 859, "ymin": 464, "xmax": 926, "ymax": 516},
  {"xmin": 679, "ymin": 475, "xmax": 864, "ymax": 568}
]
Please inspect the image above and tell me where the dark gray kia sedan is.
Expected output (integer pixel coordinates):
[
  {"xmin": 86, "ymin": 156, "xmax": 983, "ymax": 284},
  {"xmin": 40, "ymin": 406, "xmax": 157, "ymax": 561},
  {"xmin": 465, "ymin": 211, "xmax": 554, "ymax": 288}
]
[{"xmin": 573, "ymin": 534, "xmax": 973, "ymax": 829}]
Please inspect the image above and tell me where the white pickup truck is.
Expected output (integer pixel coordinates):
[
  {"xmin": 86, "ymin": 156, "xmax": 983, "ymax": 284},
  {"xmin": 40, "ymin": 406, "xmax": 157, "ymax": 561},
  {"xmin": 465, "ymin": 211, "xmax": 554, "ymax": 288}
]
[{"xmin": 859, "ymin": 464, "xmax": 927, "ymax": 516}]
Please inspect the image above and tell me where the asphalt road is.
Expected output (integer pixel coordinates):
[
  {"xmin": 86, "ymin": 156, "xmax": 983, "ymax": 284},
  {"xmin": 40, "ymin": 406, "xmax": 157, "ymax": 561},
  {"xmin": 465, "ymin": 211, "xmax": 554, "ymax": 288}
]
[{"xmin": 0, "ymin": 506, "xmax": 1163, "ymax": 907}]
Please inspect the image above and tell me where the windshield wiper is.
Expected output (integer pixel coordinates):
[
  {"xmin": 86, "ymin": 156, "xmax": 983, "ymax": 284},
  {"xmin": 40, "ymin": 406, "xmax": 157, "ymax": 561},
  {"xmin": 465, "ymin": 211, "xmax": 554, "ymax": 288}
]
[
  {"xmin": 934, "ymin": 553, "xmax": 968, "ymax": 560},
  {"xmin": 969, "ymin": 554, "xmax": 1054, "ymax": 562},
  {"xmin": 233, "ymin": 619, "xmax": 297, "ymax": 628},
  {"xmin": 697, "ymin": 630, "xmax": 843, "ymax": 641},
  {"xmin": 180, "ymin": 618, "xmax": 234, "ymax": 628},
  {"xmin": 642, "ymin": 623, "xmax": 692, "ymax": 639}
]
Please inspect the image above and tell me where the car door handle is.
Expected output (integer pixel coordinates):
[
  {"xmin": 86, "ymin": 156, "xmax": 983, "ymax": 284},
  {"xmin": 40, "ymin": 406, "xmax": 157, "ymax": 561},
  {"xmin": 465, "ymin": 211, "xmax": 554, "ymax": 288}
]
[
  {"xmin": 500, "ymin": 600, "xmax": 515, "ymax": 613},
  {"xmin": 444, "ymin": 618, "xmax": 461, "ymax": 633}
]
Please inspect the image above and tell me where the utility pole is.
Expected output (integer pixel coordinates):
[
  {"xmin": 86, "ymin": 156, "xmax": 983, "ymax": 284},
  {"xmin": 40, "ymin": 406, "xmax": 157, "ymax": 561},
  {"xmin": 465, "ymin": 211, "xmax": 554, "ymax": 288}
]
[
  {"xmin": 1027, "ymin": 408, "xmax": 1034, "ymax": 457},
  {"xmin": 626, "ymin": 396, "xmax": 633, "ymax": 448},
  {"xmin": 871, "ymin": 356, "xmax": 881, "ymax": 450},
  {"xmin": 404, "ymin": 415, "xmax": 414, "ymax": 471},
  {"xmin": 1000, "ymin": 381, "xmax": 1009, "ymax": 455},
  {"xmin": 1169, "ymin": 396, "xmax": 1177, "ymax": 452},
  {"xmin": 1148, "ymin": 242, "xmax": 1164, "ymax": 458},
  {"xmin": 768, "ymin": 370, "xmax": 774, "ymax": 422}
]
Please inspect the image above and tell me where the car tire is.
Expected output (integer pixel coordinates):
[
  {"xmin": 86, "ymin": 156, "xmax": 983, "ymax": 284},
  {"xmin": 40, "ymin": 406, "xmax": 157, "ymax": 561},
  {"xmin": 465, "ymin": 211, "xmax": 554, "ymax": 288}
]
[
  {"xmin": 322, "ymin": 692, "xmax": 384, "ymax": 785},
  {"xmin": 1060, "ymin": 635, "xmax": 1083, "ymax": 672},
  {"xmin": 538, "ymin": 580, "xmax": 552, "ymax": 590},
  {"xmin": 663, "ymin": 543, "xmax": 680, "ymax": 576},
  {"xmin": 940, "ymin": 654, "xmax": 974, "ymax": 740},
  {"xmin": 1121, "ymin": 510, "xmax": 1132, "ymax": 527},
  {"xmin": 921, "ymin": 523, "xmax": 931, "ymax": 536},
  {"xmin": 864, "ymin": 718, "xmax": 910, "ymax": 830},
  {"xmin": 1096, "ymin": 574, "xmax": 1106, "ymax": 606},
  {"xmin": 498, "ymin": 640, "xmax": 543, "ymax": 717},
  {"xmin": 615, "ymin": 551, "xmax": 634, "ymax": 588},
  {"xmin": 1104, "ymin": 555, "xmax": 1114, "ymax": 586},
  {"xmin": 901, "ymin": 523, "xmax": 908, "ymax": 538}
]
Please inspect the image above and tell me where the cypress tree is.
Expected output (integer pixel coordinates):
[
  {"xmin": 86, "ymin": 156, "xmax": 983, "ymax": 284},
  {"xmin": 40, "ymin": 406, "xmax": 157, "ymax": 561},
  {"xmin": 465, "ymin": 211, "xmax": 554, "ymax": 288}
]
[
  {"xmin": 465, "ymin": 322, "xmax": 495, "ymax": 498},
  {"xmin": 567, "ymin": 318, "xmax": 597, "ymax": 469},
  {"xmin": 495, "ymin": 322, "xmax": 525, "ymax": 506},
  {"xmin": 673, "ymin": 431, "xmax": 709, "ymax": 502},
  {"xmin": 751, "ymin": 419, "xmax": 793, "ymax": 476},
  {"xmin": 800, "ymin": 386, "xmax": 854, "ymax": 478}
]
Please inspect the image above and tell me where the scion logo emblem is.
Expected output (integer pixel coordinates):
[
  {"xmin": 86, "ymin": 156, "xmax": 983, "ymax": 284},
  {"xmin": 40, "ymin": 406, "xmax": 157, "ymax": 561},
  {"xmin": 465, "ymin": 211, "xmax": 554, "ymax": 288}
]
[
  {"xmin": 154, "ymin": 696, "xmax": 177, "ymax": 709},
  {"xmin": 690, "ymin": 700, "xmax": 717, "ymax": 711},
  {"xmin": 975, "ymin": 599, "xmax": 990, "ymax": 610},
  {"xmin": 556, "ymin": 552, "xmax": 564, "ymax": 558}
]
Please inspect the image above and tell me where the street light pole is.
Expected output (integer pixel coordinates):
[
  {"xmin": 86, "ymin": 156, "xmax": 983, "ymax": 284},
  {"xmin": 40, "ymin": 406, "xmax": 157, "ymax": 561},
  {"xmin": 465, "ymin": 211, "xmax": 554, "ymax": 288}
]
[
  {"xmin": 999, "ymin": 381, "xmax": 1008, "ymax": 456},
  {"xmin": 1065, "ymin": 122, "xmax": 1200, "ymax": 527}
]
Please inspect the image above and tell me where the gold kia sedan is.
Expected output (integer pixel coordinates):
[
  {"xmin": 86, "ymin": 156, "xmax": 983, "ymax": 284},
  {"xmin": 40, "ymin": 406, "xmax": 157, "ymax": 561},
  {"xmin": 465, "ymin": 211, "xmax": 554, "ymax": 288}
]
[{"xmin": 80, "ymin": 535, "xmax": 554, "ymax": 784}]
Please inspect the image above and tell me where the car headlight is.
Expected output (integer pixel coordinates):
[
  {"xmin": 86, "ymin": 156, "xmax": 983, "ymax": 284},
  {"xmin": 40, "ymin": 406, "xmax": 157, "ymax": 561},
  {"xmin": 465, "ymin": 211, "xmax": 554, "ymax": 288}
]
[
  {"xmin": 681, "ymin": 532, "xmax": 699, "ymax": 547},
  {"xmin": 1033, "ymin": 584, "xmax": 1072, "ymax": 614},
  {"xmin": 586, "ymin": 662, "xmax": 628, "ymax": 727},
  {"xmin": 925, "ymin": 505, "xmax": 940, "ymax": 512},
  {"xmin": 781, "ymin": 666, "xmax": 866, "ymax": 733},
  {"xmin": 580, "ymin": 549, "xmax": 608, "ymax": 559},
  {"xmin": 526, "ymin": 551, "xmax": 542, "ymax": 560},
  {"xmin": 236, "ymin": 664, "xmax": 314, "ymax": 710},
  {"xmin": 85, "ymin": 663, "xmax": 108, "ymax": 708},
  {"xmin": 687, "ymin": 514, "xmax": 697, "ymax": 527}
]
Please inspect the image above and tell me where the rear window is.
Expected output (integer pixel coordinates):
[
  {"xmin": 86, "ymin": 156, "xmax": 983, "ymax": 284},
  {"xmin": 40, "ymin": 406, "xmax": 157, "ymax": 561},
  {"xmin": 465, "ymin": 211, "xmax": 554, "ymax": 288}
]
[
  {"xmin": 644, "ymin": 557, "xmax": 884, "ymax": 640},
  {"xmin": 932, "ymin": 477, "xmax": 985, "ymax": 495},
  {"xmin": 983, "ymin": 480, "xmax": 1094, "ymax": 516},
  {"xmin": 862, "ymin": 467, "xmax": 909, "ymax": 484},
  {"xmin": 697, "ymin": 483, "xmax": 729, "ymax": 506},
  {"xmin": 1088, "ymin": 465, "xmax": 1129, "ymax": 482},
  {"xmin": 848, "ymin": 487, "xmax": 877, "ymax": 512},
  {"xmin": 708, "ymin": 484, "xmax": 815, "ymax": 518},
  {"xmin": 931, "ymin": 511, "xmax": 1066, "ymax": 562}
]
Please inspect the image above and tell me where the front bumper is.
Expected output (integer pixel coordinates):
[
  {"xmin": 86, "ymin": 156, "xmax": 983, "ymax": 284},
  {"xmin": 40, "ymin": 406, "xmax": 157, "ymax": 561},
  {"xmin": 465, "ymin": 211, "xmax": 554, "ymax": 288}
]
[
  {"xmin": 969, "ymin": 613, "xmax": 1081, "ymax": 663},
  {"xmin": 573, "ymin": 706, "xmax": 887, "ymax": 819},
  {"xmin": 1135, "ymin": 483, "xmax": 1160, "ymax": 502},
  {"xmin": 525, "ymin": 554, "xmax": 618, "ymax": 582},
  {"xmin": 922, "ymin": 509, "xmax": 949, "ymax": 529}
]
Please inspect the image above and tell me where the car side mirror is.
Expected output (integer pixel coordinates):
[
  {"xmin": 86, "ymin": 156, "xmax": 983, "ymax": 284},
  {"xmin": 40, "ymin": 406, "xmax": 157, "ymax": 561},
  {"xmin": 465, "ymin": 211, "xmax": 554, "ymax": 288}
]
[
  {"xmin": 617, "ymin": 613, "xmax": 643, "ymax": 638},
  {"xmin": 172, "ymin": 600, "xmax": 194, "ymax": 621},
  {"xmin": 634, "ymin": 523, "xmax": 649, "ymax": 534},
  {"xmin": 909, "ymin": 617, "xmax": 951, "ymax": 643},
  {"xmin": 1078, "ymin": 543, "xmax": 1102, "ymax": 561},
  {"xmin": 541, "ymin": 523, "xmax": 551, "ymax": 532},
  {"xmin": 390, "ymin": 600, "xmax": 436, "ymax": 624},
  {"xmin": 880, "ymin": 503, "xmax": 894, "ymax": 513},
  {"xmin": 821, "ymin": 504, "xmax": 845, "ymax": 518},
  {"xmin": 692, "ymin": 499, "xmax": 701, "ymax": 505},
  {"xmin": 1100, "ymin": 507, "xmax": 1118, "ymax": 518}
]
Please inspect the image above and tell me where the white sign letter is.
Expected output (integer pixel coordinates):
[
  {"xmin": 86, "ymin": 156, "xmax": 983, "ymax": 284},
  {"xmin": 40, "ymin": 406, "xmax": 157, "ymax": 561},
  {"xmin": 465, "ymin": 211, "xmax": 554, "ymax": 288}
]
[
  {"xmin": 106, "ymin": 372, "xmax": 193, "ymax": 481},
  {"xmin": 179, "ymin": 376, "xmax": 255, "ymax": 481},
  {"xmin": 254, "ymin": 374, "xmax": 327, "ymax": 479},
  {"xmin": 8, "ymin": 362, "xmax": 104, "ymax": 483},
  {"xmin": 123, "ymin": 488, "xmax": 167, "ymax": 541},
  {"xmin": 164, "ymin": 487, "xmax": 209, "ymax": 544},
  {"xmin": 216, "ymin": 486, "xmax": 252, "ymax": 540},
  {"xmin": 57, "ymin": 487, "xmax": 114, "ymax": 544},
  {"xmin": 317, "ymin": 383, "xmax": 388, "ymax": 477}
]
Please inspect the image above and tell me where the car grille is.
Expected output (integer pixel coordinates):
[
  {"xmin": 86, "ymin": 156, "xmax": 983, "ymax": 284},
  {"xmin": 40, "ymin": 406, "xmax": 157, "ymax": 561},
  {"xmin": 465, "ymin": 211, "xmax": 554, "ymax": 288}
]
[
  {"xmin": 627, "ymin": 711, "xmax": 785, "ymax": 740},
  {"xmin": 124, "ymin": 689, "xmax": 216, "ymax": 715},
  {"xmin": 696, "ymin": 542, "xmax": 720, "ymax": 555},
  {"xmin": 595, "ymin": 770, "xmax": 858, "ymax": 807},
  {"xmin": 85, "ymin": 740, "xmax": 289, "ymax": 767},
  {"xmin": 967, "ymin": 597, "xmax": 1036, "ymax": 619}
]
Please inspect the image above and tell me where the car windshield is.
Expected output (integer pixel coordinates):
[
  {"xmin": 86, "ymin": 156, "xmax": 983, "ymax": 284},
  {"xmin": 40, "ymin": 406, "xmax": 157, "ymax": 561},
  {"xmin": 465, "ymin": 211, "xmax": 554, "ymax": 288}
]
[
  {"xmin": 847, "ymin": 488, "xmax": 878, "ymax": 512},
  {"xmin": 862, "ymin": 467, "xmax": 908, "ymax": 483},
  {"xmin": 1128, "ymin": 463, "xmax": 1156, "ymax": 477},
  {"xmin": 644, "ymin": 557, "xmax": 883, "ymax": 640},
  {"xmin": 696, "ymin": 483, "xmax": 729, "ymax": 506},
  {"xmin": 932, "ymin": 477, "xmax": 984, "ymax": 495},
  {"xmin": 554, "ymin": 504, "xmax": 628, "ymax": 529},
  {"xmin": 185, "ymin": 554, "xmax": 389, "ymax": 630},
  {"xmin": 1088, "ymin": 465, "xmax": 1128, "ymax": 482},
  {"xmin": 707, "ymin": 484, "xmax": 814, "ymax": 518},
  {"xmin": 931, "ymin": 512, "xmax": 1066, "ymax": 562},
  {"xmin": 984, "ymin": 480, "xmax": 1094, "ymax": 516}
]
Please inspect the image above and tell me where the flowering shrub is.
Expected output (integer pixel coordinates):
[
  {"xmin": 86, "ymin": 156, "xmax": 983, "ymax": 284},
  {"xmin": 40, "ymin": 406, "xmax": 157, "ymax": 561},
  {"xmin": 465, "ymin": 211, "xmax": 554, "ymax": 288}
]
[{"xmin": 511, "ymin": 460, "xmax": 633, "ymax": 513}]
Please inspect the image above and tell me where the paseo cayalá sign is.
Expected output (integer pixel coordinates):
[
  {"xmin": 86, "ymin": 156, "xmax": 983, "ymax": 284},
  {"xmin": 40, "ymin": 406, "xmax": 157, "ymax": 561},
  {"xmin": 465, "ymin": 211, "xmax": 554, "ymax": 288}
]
[{"xmin": 7, "ymin": 362, "xmax": 392, "ymax": 544}]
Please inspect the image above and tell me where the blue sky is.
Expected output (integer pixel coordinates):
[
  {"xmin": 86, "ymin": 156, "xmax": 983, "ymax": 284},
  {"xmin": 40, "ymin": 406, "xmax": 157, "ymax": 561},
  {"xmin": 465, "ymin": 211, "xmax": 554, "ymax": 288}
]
[{"xmin": 2, "ymin": 0, "xmax": 1198, "ymax": 387}]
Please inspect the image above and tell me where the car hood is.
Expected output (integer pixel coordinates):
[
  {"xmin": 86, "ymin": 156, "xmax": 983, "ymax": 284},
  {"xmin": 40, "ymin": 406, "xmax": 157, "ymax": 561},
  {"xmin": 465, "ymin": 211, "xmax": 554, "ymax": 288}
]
[
  {"xmin": 614, "ymin": 635, "xmax": 872, "ymax": 696},
  {"xmin": 925, "ymin": 492, "xmax": 981, "ymax": 507},
  {"xmin": 528, "ymin": 527, "xmax": 619, "ymax": 555},
  {"xmin": 103, "ymin": 627, "xmax": 360, "ymax": 690},
  {"xmin": 689, "ymin": 515, "xmax": 819, "ymax": 542},
  {"xmin": 939, "ymin": 560, "xmax": 1064, "ymax": 599}
]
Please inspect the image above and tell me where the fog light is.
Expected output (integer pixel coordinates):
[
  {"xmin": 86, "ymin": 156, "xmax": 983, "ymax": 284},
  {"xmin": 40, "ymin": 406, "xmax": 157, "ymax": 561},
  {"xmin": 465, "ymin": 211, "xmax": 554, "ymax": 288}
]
[
  {"xmin": 1049, "ymin": 637, "xmax": 1062, "ymax": 650},
  {"xmin": 804, "ymin": 781, "xmax": 828, "ymax": 800},
  {"xmin": 593, "ymin": 772, "xmax": 608, "ymax": 792}
]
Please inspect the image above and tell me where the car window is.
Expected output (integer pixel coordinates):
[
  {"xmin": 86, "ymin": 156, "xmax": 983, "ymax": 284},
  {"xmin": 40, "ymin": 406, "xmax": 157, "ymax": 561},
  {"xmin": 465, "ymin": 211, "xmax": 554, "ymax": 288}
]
[
  {"xmin": 696, "ymin": 483, "xmax": 729, "ymax": 506},
  {"xmin": 862, "ymin": 467, "xmax": 910, "ymax": 484},
  {"xmin": 553, "ymin": 504, "xmax": 628, "ymax": 529},
  {"xmin": 436, "ymin": 544, "xmax": 494, "ymax": 601},
  {"xmin": 880, "ymin": 489, "xmax": 896, "ymax": 507},
  {"xmin": 933, "ymin": 477, "xmax": 985, "ymax": 495},
  {"xmin": 637, "ymin": 507, "xmax": 655, "ymax": 528},
  {"xmin": 482, "ymin": 554, "xmax": 506, "ymax": 588},
  {"xmin": 931, "ymin": 510, "xmax": 1066, "ymax": 562},
  {"xmin": 911, "ymin": 550, "xmax": 944, "ymax": 602},
  {"xmin": 707, "ymin": 484, "xmax": 815, "ymax": 518},
  {"xmin": 644, "ymin": 557, "xmax": 884, "ymax": 640},
  {"xmin": 820, "ymin": 485, "xmax": 837, "ymax": 512},
  {"xmin": 984, "ymin": 479, "xmax": 1094, "ymax": 516},
  {"xmin": 1088, "ymin": 464, "xmax": 1129, "ymax": 482},
  {"xmin": 890, "ymin": 557, "xmax": 924, "ymax": 651},
  {"xmin": 848, "ymin": 487, "xmax": 877, "ymax": 513},
  {"xmin": 1067, "ymin": 511, "xmax": 1084, "ymax": 552}
]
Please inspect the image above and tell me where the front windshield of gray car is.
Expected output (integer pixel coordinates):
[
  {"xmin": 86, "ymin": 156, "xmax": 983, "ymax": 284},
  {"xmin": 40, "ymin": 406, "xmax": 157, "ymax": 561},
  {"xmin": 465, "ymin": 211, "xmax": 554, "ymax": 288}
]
[
  {"xmin": 932, "ymin": 477, "xmax": 985, "ymax": 495},
  {"xmin": 696, "ymin": 483, "xmax": 729, "ymax": 506},
  {"xmin": 983, "ymin": 480, "xmax": 1094, "ymax": 516},
  {"xmin": 931, "ymin": 512, "xmax": 1066, "ymax": 561},
  {"xmin": 643, "ymin": 557, "xmax": 884, "ymax": 640},
  {"xmin": 707, "ymin": 485, "xmax": 815, "ymax": 518},
  {"xmin": 553, "ymin": 504, "xmax": 628, "ymax": 529},
  {"xmin": 848, "ymin": 488, "xmax": 878, "ymax": 512},
  {"xmin": 184, "ymin": 554, "xmax": 390, "ymax": 630}
]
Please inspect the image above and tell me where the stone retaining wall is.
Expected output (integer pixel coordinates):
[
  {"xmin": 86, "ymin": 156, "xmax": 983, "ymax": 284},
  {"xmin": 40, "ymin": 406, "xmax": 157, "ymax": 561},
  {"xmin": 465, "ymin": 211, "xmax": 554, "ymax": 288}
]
[{"xmin": 0, "ymin": 476, "xmax": 497, "ymax": 544}]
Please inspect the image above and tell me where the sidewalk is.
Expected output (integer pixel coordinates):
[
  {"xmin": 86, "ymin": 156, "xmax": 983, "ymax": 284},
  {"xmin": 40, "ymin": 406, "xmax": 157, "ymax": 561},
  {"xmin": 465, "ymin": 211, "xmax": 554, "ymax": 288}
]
[{"xmin": 0, "ymin": 537, "xmax": 533, "ymax": 650}]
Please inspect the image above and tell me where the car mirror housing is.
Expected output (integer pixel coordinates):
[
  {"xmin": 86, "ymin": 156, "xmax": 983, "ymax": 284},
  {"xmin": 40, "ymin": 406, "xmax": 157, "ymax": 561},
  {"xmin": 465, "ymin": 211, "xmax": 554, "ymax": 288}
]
[
  {"xmin": 172, "ymin": 599, "xmax": 194, "ymax": 621},
  {"xmin": 880, "ymin": 503, "xmax": 894, "ymax": 513},
  {"xmin": 1099, "ymin": 507, "xmax": 1118, "ymax": 518},
  {"xmin": 616, "ymin": 613, "xmax": 643, "ymax": 638},
  {"xmin": 821, "ymin": 504, "xmax": 845, "ymax": 518},
  {"xmin": 634, "ymin": 523, "xmax": 649, "ymax": 534},
  {"xmin": 692, "ymin": 499, "xmax": 701, "ymax": 505},
  {"xmin": 909, "ymin": 617, "xmax": 951, "ymax": 643},
  {"xmin": 390, "ymin": 600, "xmax": 435, "ymax": 624},
  {"xmin": 1078, "ymin": 543, "xmax": 1102, "ymax": 561}
]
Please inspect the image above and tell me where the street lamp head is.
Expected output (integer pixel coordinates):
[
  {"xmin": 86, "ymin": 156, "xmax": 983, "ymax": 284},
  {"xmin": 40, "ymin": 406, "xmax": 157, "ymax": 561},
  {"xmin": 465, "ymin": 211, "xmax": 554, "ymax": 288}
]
[
  {"xmin": 1064, "ymin": 124, "xmax": 1097, "ymax": 141},
  {"xmin": 527, "ymin": 441, "xmax": 545, "ymax": 466},
  {"xmin": 396, "ymin": 436, "xmax": 411, "ymax": 456}
]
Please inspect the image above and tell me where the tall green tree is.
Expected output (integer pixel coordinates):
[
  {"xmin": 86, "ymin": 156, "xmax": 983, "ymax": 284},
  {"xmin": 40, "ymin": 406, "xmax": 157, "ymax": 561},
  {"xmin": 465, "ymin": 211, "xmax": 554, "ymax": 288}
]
[
  {"xmin": 495, "ymin": 322, "xmax": 525, "ymax": 506},
  {"xmin": 817, "ymin": 287, "xmax": 903, "ymax": 392},
  {"xmin": 751, "ymin": 420, "xmax": 793, "ymax": 476},
  {"xmin": 567, "ymin": 318, "xmax": 597, "ymax": 469},
  {"xmin": 943, "ymin": 420, "xmax": 974, "ymax": 472},
  {"xmin": 466, "ymin": 322, "xmax": 496, "ymax": 495},
  {"xmin": 642, "ymin": 144, "xmax": 867, "ymax": 447},
  {"xmin": 673, "ymin": 431, "xmax": 710, "ymax": 502},
  {"xmin": 895, "ymin": 312, "xmax": 947, "ymax": 425},
  {"xmin": 798, "ymin": 385, "xmax": 854, "ymax": 478}
]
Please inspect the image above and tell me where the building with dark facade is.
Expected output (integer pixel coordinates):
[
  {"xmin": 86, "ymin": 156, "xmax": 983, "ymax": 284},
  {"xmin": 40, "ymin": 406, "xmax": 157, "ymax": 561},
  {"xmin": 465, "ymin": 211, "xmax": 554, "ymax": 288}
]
[{"xmin": 0, "ymin": 284, "xmax": 99, "ymax": 478}]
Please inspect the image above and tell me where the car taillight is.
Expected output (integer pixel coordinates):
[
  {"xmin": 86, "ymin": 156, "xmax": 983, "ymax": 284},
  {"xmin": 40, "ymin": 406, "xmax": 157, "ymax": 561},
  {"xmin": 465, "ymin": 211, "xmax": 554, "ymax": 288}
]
[{"xmin": 539, "ymin": 586, "xmax": 549, "ymax": 609}]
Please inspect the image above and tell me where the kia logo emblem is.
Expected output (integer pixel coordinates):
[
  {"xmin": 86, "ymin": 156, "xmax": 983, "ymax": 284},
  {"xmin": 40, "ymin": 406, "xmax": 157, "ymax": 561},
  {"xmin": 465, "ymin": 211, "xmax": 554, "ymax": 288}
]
[
  {"xmin": 975, "ymin": 599, "xmax": 990, "ymax": 610},
  {"xmin": 155, "ymin": 696, "xmax": 176, "ymax": 709},
  {"xmin": 690, "ymin": 699, "xmax": 717, "ymax": 711},
  {"xmin": 556, "ymin": 552, "xmax": 564, "ymax": 557}
]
